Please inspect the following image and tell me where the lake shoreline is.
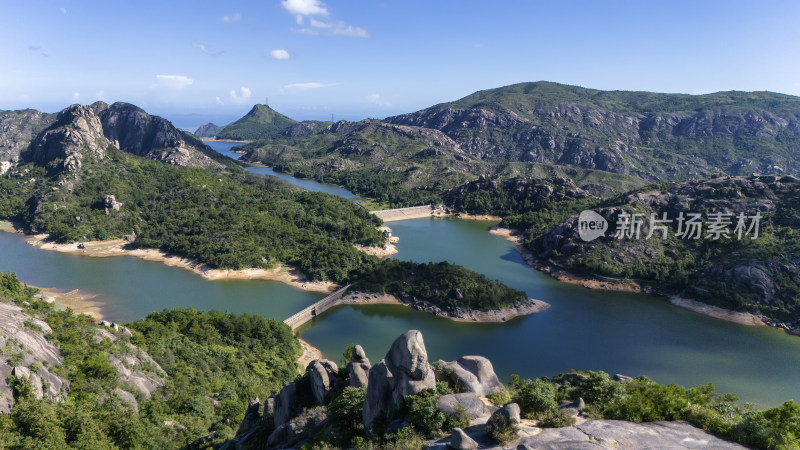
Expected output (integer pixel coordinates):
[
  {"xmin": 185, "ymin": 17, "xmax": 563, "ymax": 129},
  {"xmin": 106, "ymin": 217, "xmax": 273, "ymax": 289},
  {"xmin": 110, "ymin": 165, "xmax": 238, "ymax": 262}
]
[
  {"xmin": 0, "ymin": 222, "xmax": 337, "ymax": 294},
  {"xmin": 487, "ymin": 224, "xmax": 772, "ymax": 330}
]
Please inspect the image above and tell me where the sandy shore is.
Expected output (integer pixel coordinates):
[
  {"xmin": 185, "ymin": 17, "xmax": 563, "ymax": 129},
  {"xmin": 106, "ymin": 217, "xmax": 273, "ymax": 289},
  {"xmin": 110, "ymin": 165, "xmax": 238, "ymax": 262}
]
[
  {"xmin": 670, "ymin": 296, "xmax": 765, "ymax": 326},
  {"xmin": 21, "ymin": 233, "xmax": 336, "ymax": 294},
  {"xmin": 296, "ymin": 337, "xmax": 324, "ymax": 374},
  {"xmin": 450, "ymin": 213, "xmax": 503, "ymax": 221},
  {"xmin": 27, "ymin": 285, "xmax": 105, "ymax": 320},
  {"xmin": 201, "ymin": 138, "xmax": 250, "ymax": 144},
  {"xmin": 488, "ymin": 225, "xmax": 769, "ymax": 328}
]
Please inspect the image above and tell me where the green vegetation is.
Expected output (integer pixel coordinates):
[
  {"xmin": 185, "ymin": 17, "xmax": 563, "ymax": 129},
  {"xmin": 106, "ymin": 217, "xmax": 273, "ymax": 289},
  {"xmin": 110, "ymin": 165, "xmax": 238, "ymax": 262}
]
[
  {"xmin": 1, "ymin": 134, "xmax": 528, "ymax": 311},
  {"xmin": 351, "ymin": 259, "xmax": 529, "ymax": 311},
  {"xmin": 0, "ymin": 146, "xmax": 383, "ymax": 282},
  {"xmin": 215, "ymin": 104, "xmax": 298, "ymax": 141},
  {"xmin": 0, "ymin": 273, "xmax": 300, "ymax": 449},
  {"xmin": 516, "ymin": 176, "xmax": 800, "ymax": 326}
]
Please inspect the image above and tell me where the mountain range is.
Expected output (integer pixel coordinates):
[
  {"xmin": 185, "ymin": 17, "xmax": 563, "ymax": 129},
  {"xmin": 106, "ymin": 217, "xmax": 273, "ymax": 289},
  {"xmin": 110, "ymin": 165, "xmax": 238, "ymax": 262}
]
[{"xmin": 215, "ymin": 82, "xmax": 800, "ymax": 202}]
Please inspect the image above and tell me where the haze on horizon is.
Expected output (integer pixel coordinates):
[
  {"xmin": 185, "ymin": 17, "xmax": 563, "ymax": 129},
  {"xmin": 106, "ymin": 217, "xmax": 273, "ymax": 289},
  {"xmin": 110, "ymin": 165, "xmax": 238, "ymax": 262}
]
[{"xmin": 2, "ymin": 0, "xmax": 800, "ymax": 130}]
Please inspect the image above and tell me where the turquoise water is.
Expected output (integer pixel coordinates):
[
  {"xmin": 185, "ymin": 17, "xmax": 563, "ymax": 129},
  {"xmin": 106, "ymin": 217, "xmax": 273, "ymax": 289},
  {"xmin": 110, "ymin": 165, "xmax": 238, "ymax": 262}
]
[
  {"xmin": 297, "ymin": 219, "xmax": 800, "ymax": 408},
  {"xmin": 0, "ymin": 142, "xmax": 796, "ymax": 406},
  {"xmin": 206, "ymin": 141, "xmax": 357, "ymax": 199}
]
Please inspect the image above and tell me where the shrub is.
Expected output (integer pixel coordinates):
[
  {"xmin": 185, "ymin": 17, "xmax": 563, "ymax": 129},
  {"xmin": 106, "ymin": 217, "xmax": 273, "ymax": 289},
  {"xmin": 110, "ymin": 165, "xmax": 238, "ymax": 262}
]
[
  {"xmin": 405, "ymin": 389, "xmax": 445, "ymax": 437},
  {"xmin": 328, "ymin": 387, "xmax": 368, "ymax": 445},
  {"xmin": 538, "ymin": 409, "xmax": 576, "ymax": 428},
  {"xmin": 487, "ymin": 389, "xmax": 512, "ymax": 406},
  {"xmin": 515, "ymin": 378, "xmax": 557, "ymax": 419},
  {"xmin": 485, "ymin": 410, "xmax": 518, "ymax": 445},
  {"xmin": 443, "ymin": 404, "xmax": 470, "ymax": 431}
]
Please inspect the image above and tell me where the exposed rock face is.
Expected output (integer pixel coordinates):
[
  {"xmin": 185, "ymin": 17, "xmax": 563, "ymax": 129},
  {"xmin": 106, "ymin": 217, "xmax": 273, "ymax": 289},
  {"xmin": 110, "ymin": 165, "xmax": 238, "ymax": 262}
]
[
  {"xmin": 23, "ymin": 102, "xmax": 223, "ymax": 175},
  {"xmin": 26, "ymin": 104, "xmax": 109, "ymax": 173},
  {"xmin": 386, "ymin": 82, "xmax": 800, "ymax": 179},
  {"xmin": 273, "ymin": 382, "xmax": 298, "ymax": 428},
  {"xmin": 94, "ymin": 102, "xmax": 223, "ymax": 169},
  {"xmin": 363, "ymin": 330, "xmax": 437, "ymax": 433},
  {"xmin": 438, "ymin": 393, "xmax": 490, "ymax": 421},
  {"xmin": 93, "ymin": 328, "xmax": 165, "ymax": 399},
  {"xmin": 0, "ymin": 302, "xmax": 69, "ymax": 413},
  {"xmin": 307, "ymin": 359, "xmax": 339, "ymax": 405},
  {"xmin": 0, "ymin": 109, "xmax": 56, "ymax": 163},
  {"xmin": 363, "ymin": 360, "xmax": 394, "ymax": 432},
  {"xmin": 193, "ymin": 123, "xmax": 223, "ymax": 138},
  {"xmin": 346, "ymin": 344, "xmax": 371, "ymax": 388},
  {"xmin": 102, "ymin": 194, "xmax": 123, "ymax": 214},
  {"xmin": 267, "ymin": 406, "xmax": 327, "ymax": 448},
  {"xmin": 448, "ymin": 427, "xmax": 479, "ymax": 450},
  {"xmin": 519, "ymin": 420, "xmax": 746, "ymax": 449},
  {"xmin": 236, "ymin": 398, "xmax": 262, "ymax": 436},
  {"xmin": 444, "ymin": 356, "xmax": 504, "ymax": 396}
]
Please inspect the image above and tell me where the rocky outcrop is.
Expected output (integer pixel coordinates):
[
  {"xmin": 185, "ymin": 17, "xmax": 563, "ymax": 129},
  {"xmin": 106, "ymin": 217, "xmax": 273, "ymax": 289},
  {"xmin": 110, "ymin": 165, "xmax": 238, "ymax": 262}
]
[
  {"xmin": 102, "ymin": 194, "xmax": 123, "ymax": 214},
  {"xmin": 0, "ymin": 302, "xmax": 69, "ymax": 413},
  {"xmin": 94, "ymin": 102, "xmax": 224, "ymax": 169},
  {"xmin": 398, "ymin": 295, "xmax": 550, "ymax": 323},
  {"xmin": 0, "ymin": 109, "xmax": 56, "ymax": 163},
  {"xmin": 346, "ymin": 344, "xmax": 371, "ymax": 388},
  {"xmin": 307, "ymin": 359, "xmax": 338, "ymax": 405},
  {"xmin": 363, "ymin": 330, "xmax": 437, "ymax": 432},
  {"xmin": 26, "ymin": 104, "xmax": 110, "ymax": 173},
  {"xmin": 93, "ymin": 327, "xmax": 165, "ymax": 400},
  {"xmin": 519, "ymin": 420, "xmax": 746, "ymax": 449},
  {"xmin": 273, "ymin": 382, "xmax": 298, "ymax": 428},
  {"xmin": 267, "ymin": 406, "xmax": 327, "ymax": 448},
  {"xmin": 443, "ymin": 356, "xmax": 504, "ymax": 396},
  {"xmin": 448, "ymin": 427, "xmax": 479, "ymax": 449},
  {"xmin": 438, "ymin": 393, "xmax": 491, "ymax": 421},
  {"xmin": 23, "ymin": 102, "xmax": 223, "ymax": 174},
  {"xmin": 386, "ymin": 82, "xmax": 800, "ymax": 179}
]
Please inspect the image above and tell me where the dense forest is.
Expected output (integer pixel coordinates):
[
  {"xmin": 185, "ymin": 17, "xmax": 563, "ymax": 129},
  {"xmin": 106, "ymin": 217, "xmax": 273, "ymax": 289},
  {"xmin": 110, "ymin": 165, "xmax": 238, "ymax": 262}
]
[
  {"xmin": 4, "ymin": 276, "xmax": 797, "ymax": 449},
  {"xmin": 0, "ymin": 273, "xmax": 300, "ymax": 448}
]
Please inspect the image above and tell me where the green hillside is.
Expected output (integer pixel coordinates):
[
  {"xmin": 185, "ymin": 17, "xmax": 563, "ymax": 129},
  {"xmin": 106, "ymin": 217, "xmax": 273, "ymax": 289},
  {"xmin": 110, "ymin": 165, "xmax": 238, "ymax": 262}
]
[{"xmin": 215, "ymin": 104, "xmax": 298, "ymax": 140}]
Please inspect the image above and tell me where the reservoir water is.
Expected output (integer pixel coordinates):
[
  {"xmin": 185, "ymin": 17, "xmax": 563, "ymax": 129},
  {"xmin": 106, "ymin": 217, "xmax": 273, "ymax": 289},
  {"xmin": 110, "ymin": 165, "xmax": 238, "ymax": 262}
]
[{"xmin": 0, "ymin": 140, "xmax": 796, "ymax": 407}]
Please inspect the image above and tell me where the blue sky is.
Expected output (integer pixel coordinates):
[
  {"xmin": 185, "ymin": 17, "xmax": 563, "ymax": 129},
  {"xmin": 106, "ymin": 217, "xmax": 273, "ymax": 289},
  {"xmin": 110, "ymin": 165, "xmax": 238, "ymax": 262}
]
[{"xmin": 2, "ymin": 0, "xmax": 800, "ymax": 130}]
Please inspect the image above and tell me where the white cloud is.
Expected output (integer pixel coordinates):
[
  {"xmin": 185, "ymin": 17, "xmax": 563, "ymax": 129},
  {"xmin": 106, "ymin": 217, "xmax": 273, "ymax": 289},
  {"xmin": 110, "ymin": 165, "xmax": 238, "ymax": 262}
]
[
  {"xmin": 281, "ymin": 0, "xmax": 327, "ymax": 16},
  {"xmin": 220, "ymin": 13, "xmax": 242, "ymax": 23},
  {"xmin": 193, "ymin": 43, "xmax": 222, "ymax": 56},
  {"xmin": 155, "ymin": 74, "xmax": 194, "ymax": 89},
  {"xmin": 216, "ymin": 96, "xmax": 223, "ymax": 105},
  {"xmin": 310, "ymin": 18, "xmax": 330, "ymax": 28},
  {"xmin": 366, "ymin": 93, "xmax": 391, "ymax": 107},
  {"xmin": 270, "ymin": 49, "xmax": 291, "ymax": 60},
  {"xmin": 283, "ymin": 0, "xmax": 367, "ymax": 38},
  {"xmin": 229, "ymin": 87, "xmax": 251, "ymax": 104},
  {"xmin": 96, "ymin": 91, "xmax": 106, "ymax": 101},
  {"xmin": 280, "ymin": 82, "xmax": 337, "ymax": 93},
  {"xmin": 299, "ymin": 19, "xmax": 369, "ymax": 38},
  {"xmin": 72, "ymin": 92, "xmax": 80, "ymax": 101},
  {"xmin": 59, "ymin": 7, "xmax": 67, "ymax": 15}
]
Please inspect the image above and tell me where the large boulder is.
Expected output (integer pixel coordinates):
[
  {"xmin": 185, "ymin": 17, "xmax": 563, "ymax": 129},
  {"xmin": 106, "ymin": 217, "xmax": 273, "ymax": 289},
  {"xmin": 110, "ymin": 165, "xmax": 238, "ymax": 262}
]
[
  {"xmin": 363, "ymin": 330, "xmax": 437, "ymax": 434},
  {"xmin": 363, "ymin": 360, "xmax": 395, "ymax": 432},
  {"xmin": 448, "ymin": 427, "xmax": 479, "ymax": 449},
  {"xmin": 347, "ymin": 344, "xmax": 371, "ymax": 388},
  {"xmin": 444, "ymin": 355, "xmax": 504, "ymax": 396},
  {"xmin": 236, "ymin": 398, "xmax": 261, "ymax": 436},
  {"xmin": 273, "ymin": 382, "xmax": 297, "ymax": 428},
  {"xmin": 267, "ymin": 406, "xmax": 328, "ymax": 448},
  {"xmin": 438, "ymin": 393, "xmax": 490, "ymax": 421},
  {"xmin": 385, "ymin": 330, "xmax": 436, "ymax": 402},
  {"xmin": 307, "ymin": 359, "xmax": 338, "ymax": 405}
]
